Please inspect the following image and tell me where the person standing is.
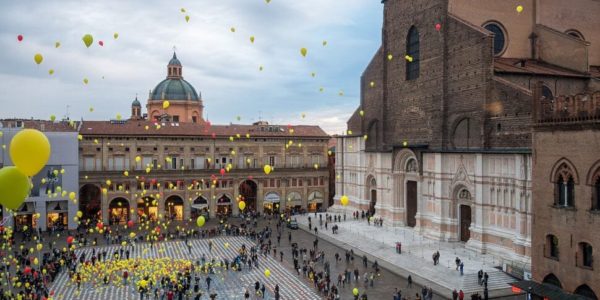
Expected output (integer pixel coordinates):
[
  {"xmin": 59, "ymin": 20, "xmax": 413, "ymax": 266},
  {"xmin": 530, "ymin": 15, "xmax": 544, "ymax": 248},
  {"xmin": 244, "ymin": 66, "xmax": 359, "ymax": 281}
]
[
  {"xmin": 458, "ymin": 289, "xmax": 464, "ymax": 300},
  {"xmin": 459, "ymin": 262, "xmax": 464, "ymax": 276},
  {"xmin": 452, "ymin": 289, "xmax": 458, "ymax": 300},
  {"xmin": 407, "ymin": 275, "xmax": 413, "ymax": 288}
]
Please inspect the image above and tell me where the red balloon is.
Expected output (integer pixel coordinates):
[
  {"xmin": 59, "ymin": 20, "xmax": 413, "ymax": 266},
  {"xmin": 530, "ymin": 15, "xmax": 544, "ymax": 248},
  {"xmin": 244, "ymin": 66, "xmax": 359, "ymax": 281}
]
[
  {"xmin": 220, "ymin": 168, "xmax": 226, "ymax": 176},
  {"xmin": 155, "ymin": 226, "xmax": 160, "ymax": 233},
  {"xmin": 96, "ymin": 222, "xmax": 103, "ymax": 230},
  {"xmin": 435, "ymin": 23, "xmax": 442, "ymax": 31},
  {"xmin": 127, "ymin": 220, "xmax": 134, "ymax": 228},
  {"xmin": 24, "ymin": 267, "xmax": 31, "ymax": 274},
  {"xmin": 99, "ymin": 41, "xmax": 104, "ymax": 46},
  {"xmin": 67, "ymin": 236, "xmax": 74, "ymax": 244},
  {"xmin": 17, "ymin": 35, "xmax": 23, "ymax": 42}
]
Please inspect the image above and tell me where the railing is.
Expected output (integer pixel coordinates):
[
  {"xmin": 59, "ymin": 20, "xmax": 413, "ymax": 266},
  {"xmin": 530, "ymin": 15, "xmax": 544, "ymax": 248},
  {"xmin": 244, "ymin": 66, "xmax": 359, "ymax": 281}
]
[{"xmin": 536, "ymin": 92, "xmax": 600, "ymax": 123}]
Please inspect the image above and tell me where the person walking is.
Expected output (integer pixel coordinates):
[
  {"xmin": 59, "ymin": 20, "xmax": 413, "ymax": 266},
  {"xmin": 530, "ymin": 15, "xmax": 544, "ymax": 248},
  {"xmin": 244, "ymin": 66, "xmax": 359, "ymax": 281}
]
[
  {"xmin": 407, "ymin": 275, "xmax": 413, "ymax": 288},
  {"xmin": 452, "ymin": 289, "xmax": 458, "ymax": 300},
  {"xmin": 459, "ymin": 262, "xmax": 464, "ymax": 276},
  {"xmin": 459, "ymin": 289, "xmax": 464, "ymax": 300}
]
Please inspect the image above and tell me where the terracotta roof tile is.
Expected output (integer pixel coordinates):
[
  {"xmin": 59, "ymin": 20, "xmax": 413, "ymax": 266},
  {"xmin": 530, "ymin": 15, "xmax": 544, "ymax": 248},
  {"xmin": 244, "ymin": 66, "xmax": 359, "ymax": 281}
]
[
  {"xmin": 79, "ymin": 120, "xmax": 329, "ymax": 138},
  {"xmin": 494, "ymin": 58, "xmax": 589, "ymax": 78},
  {"xmin": 0, "ymin": 119, "xmax": 77, "ymax": 132}
]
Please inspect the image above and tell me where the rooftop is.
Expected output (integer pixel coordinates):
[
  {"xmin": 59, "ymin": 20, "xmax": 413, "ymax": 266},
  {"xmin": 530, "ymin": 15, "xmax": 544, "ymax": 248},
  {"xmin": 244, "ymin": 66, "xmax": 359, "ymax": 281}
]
[
  {"xmin": 494, "ymin": 58, "xmax": 591, "ymax": 78},
  {"xmin": 79, "ymin": 120, "xmax": 329, "ymax": 138},
  {"xmin": 0, "ymin": 119, "xmax": 78, "ymax": 132}
]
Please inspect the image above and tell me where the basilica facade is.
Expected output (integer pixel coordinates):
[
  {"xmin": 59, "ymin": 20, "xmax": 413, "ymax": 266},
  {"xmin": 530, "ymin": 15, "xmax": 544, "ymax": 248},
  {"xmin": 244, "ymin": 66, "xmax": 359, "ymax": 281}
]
[
  {"xmin": 78, "ymin": 53, "xmax": 330, "ymax": 226},
  {"xmin": 332, "ymin": 0, "xmax": 600, "ymax": 274}
]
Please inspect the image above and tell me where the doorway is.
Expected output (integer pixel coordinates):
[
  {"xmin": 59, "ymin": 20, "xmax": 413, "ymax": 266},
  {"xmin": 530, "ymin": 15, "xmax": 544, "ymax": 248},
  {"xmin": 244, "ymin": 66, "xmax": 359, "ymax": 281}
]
[
  {"xmin": 239, "ymin": 180, "xmax": 257, "ymax": 213},
  {"xmin": 459, "ymin": 205, "xmax": 472, "ymax": 242},
  {"xmin": 406, "ymin": 181, "xmax": 417, "ymax": 227}
]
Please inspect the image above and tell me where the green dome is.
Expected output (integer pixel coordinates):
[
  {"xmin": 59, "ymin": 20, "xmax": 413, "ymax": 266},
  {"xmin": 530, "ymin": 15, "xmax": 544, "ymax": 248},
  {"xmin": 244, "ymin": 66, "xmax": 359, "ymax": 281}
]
[
  {"xmin": 169, "ymin": 52, "xmax": 181, "ymax": 66},
  {"xmin": 151, "ymin": 78, "xmax": 200, "ymax": 101},
  {"xmin": 132, "ymin": 97, "xmax": 141, "ymax": 107}
]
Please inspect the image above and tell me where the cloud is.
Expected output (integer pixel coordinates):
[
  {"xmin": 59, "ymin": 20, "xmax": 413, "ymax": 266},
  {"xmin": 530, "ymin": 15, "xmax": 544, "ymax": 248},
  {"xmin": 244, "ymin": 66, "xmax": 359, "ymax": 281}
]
[{"xmin": 0, "ymin": 0, "xmax": 382, "ymax": 135}]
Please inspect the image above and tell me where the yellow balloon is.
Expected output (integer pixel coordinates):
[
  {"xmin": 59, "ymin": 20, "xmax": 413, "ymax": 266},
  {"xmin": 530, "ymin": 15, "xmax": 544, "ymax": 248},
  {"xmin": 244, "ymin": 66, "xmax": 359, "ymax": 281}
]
[
  {"xmin": 340, "ymin": 195, "xmax": 349, "ymax": 206},
  {"xmin": 230, "ymin": 27, "xmax": 236, "ymax": 33},
  {"xmin": 359, "ymin": 110, "xmax": 364, "ymax": 117},
  {"xmin": 55, "ymin": 42, "xmax": 61, "ymax": 48},
  {"xmin": 250, "ymin": 36, "xmax": 255, "ymax": 43},
  {"xmin": 353, "ymin": 288, "xmax": 359, "ymax": 296},
  {"xmin": 300, "ymin": 48, "xmax": 307, "ymax": 57},
  {"xmin": 163, "ymin": 101, "xmax": 170, "ymax": 109},
  {"xmin": 264, "ymin": 269, "xmax": 271, "ymax": 277},
  {"xmin": 263, "ymin": 165, "xmax": 272, "ymax": 175},
  {"xmin": 48, "ymin": 69, "xmax": 54, "ymax": 75},
  {"xmin": 135, "ymin": 156, "xmax": 141, "ymax": 162},
  {"xmin": 196, "ymin": 216, "xmax": 205, "ymax": 227},
  {"xmin": 0, "ymin": 167, "xmax": 30, "ymax": 210},
  {"xmin": 238, "ymin": 201, "xmax": 246, "ymax": 211},
  {"xmin": 9, "ymin": 129, "xmax": 51, "ymax": 176},
  {"xmin": 82, "ymin": 34, "xmax": 93, "ymax": 48},
  {"xmin": 76, "ymin": 211, "xmax": 83, "ymax": 218},
  {"xmin": 516, "ymin": 5, "xmax": 524, "ymax": 13},
  {"xmin": 34, "ymin": 53, "xmax": 43, "ymax": 65},
  {"xmin": 69, "ymin": 192, "xmax": 76, "ymax": 201},
  {"xmin": 185, "ymin": 15, "xmax": 190, "ymax": 22},
  {"xmin": 83, "ymin": 78, "xmax": 89, "ymax": 84},
  {"xmin": 113, "ymin": 33, "xmax": 119, "ymax": 39}
]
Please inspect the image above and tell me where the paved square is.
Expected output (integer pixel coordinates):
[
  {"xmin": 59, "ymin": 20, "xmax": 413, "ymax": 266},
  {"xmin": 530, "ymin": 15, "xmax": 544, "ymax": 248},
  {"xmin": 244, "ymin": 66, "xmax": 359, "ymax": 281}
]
[{"xmin": 49, "ymin": 236, "xmax": 320, "ymax": 299}]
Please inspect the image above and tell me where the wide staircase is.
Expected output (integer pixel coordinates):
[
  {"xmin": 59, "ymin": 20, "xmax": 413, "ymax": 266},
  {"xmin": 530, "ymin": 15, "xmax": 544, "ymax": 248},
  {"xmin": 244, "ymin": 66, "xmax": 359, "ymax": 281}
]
[{"xmin": 460, "ymin": 269, "xmax": 516, "ymax": 294}]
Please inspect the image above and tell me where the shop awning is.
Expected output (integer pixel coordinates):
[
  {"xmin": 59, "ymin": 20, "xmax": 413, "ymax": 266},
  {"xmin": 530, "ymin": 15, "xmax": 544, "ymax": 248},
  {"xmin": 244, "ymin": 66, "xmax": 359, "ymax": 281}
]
[
  {"xmin": 511, "ymin": 280, "xmax": 589, "ymax": 300},
  {"xmin": 191, "ymin": 204, "xmax": 208, "ymax": 210},
  {"xmin": 264, "ymin": 193, "xmax": 280, "ymax": 203},
  {"xmin": 48, "ymin": 201, "xmax": 68, "ymax": 213}
]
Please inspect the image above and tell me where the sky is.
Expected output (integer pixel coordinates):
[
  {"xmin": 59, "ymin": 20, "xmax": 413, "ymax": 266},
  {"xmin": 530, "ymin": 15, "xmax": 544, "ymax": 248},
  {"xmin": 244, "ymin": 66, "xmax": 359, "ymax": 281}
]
[{"xmin": 0, "ymin": 0, "xmax": 383, "ymax": 135}]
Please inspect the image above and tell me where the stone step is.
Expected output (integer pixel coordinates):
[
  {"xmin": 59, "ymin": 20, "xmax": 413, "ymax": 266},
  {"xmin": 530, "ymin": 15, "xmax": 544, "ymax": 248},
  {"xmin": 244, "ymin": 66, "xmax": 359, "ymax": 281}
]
[{"xmin": 460, "ymin": 270, "xmax": 516, "ymax": 293}]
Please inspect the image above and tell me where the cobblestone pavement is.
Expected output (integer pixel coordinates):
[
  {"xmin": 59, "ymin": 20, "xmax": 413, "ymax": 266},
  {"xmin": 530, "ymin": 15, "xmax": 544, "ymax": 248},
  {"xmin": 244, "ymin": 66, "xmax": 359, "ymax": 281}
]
[{"xmin": 49, "ymin": 236, "xmax": 320, "ymax": 300}]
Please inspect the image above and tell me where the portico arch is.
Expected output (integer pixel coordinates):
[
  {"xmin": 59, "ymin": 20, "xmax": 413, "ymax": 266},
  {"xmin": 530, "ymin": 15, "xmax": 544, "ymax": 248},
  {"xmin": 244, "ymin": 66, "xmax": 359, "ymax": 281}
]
[{"xmin": 366, "ymin": 175, "xmax": 377, "ymax": 215}]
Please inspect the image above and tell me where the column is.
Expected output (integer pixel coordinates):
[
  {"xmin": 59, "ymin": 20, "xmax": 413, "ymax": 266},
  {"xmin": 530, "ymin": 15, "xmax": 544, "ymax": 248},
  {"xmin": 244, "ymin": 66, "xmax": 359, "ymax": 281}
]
[
  {"xmin": 257, "ymin": 180, "xmax": 264, "ymax": 214},
  {"xmin": 183, "ymin": 187, "xmax": 191, "ymax": 221},
  {"xmin": 37, "ymin": 201, "xmax": 47, "ymax": 231},
  {"xmin": 101, "ymin": 192, "xmax": 109, "ymax": 225},
  {"xmin": 130, "ymin": 183, "xmax": 138, "ymax": 223},
  {"xmin": 232, "ymin": 179, "xmax": 240, "ymax": 216},
  {"xmin": 209, "ymin": 187, "xmax": 216, "ymax": 218}
]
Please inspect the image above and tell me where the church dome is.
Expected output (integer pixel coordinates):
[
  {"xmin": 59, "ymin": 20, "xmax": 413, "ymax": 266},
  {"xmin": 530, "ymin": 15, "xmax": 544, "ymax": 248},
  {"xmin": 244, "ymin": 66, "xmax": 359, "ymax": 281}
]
[
  {"xmin": 150, "ymin": 78, "xmax": 200, "ymax": 101},
  {"xmin": 150, "ymin": 52, "xmax": 201, "ymax": 101},
  {"xmin": 132, "ymin": 97, "xmax": 141, "ymax": 107}
]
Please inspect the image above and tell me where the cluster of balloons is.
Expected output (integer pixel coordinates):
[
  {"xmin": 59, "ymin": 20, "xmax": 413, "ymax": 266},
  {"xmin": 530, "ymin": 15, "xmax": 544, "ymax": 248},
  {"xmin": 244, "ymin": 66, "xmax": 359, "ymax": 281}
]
[{"xmin": 0, "ymin": 129, "xmax": 51, "ymax": 210}]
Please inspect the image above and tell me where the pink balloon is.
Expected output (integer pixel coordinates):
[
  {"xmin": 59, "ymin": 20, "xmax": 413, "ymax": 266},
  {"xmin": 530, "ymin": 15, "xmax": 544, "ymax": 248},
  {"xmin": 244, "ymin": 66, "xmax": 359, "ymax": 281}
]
[
  {"xmin": 99, "ymin": 41, "xmax": 104, "ymax": 46},
  {"xmin": 127, "ymin": 220, "xmax": 134, "ymax": 228},
  {"xmin": 435, "ymin": 23, "xmax": 442, "ymax": 31},
  {"xmin": 17, "ymin": 35, "xmax": 23, "ymax": 42},
  {"xmin": 211, "ymin": 133, "xmax": 216, "ymax": 139},
  {"xmin": 220, "ymin": 168, "xmax": 226, "ymax": 176}
]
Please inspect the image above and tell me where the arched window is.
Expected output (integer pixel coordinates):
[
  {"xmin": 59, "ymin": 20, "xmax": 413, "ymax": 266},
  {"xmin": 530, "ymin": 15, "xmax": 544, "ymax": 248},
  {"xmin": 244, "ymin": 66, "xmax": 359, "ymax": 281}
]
[
  {"xmin": 406, "ymin": 26, "xmax": 420, "ymax": 80},
  {"xmin": 574, "ymin": 285, "xmax": 598, "ymax": 300},
  {"xmin": 483, "ymin": 22, "xmax": 507, "ymax": 56},
  {"xmin": 542, "ymin": 273, "xmax": 562, "ymax": 288},
  {"xmin": 542, "ymin": 85, "xmax": 554, "ymax": 100},
  {"xmin": 546, "ymin": 234, "xmax": 559, "ymax": 259},
  {"xmin": 554, "ymin": 163, "xmax": 575, "ymax": 207},
  {"xmin": 592, "ymin": 171, "xmax": 600, "ymax": 211},
  {"xmin": 578, "ymin": 242, "xmax": 593, "ymax": 268},
  {"xmin": 565, "ymin": 30, "xmax": 585, "ymax": 41}
]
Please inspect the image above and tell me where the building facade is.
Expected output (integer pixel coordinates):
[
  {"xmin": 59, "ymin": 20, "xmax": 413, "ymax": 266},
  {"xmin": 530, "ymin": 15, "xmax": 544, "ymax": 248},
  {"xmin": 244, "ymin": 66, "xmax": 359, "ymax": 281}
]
[
  {"xmin": 78, "ymin": 53, "xmax": 330, "ymax": 226},
  {"xmin": 531, "ymin": 86, "xmax": 600, "ymax": 299},
  {"xmin": 0, "ymin": 120, "xmax": 79, "ymax": 231},
  {"xmin": 332, "ymin": 0, "xmax": 600, "ymax": 273}
]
